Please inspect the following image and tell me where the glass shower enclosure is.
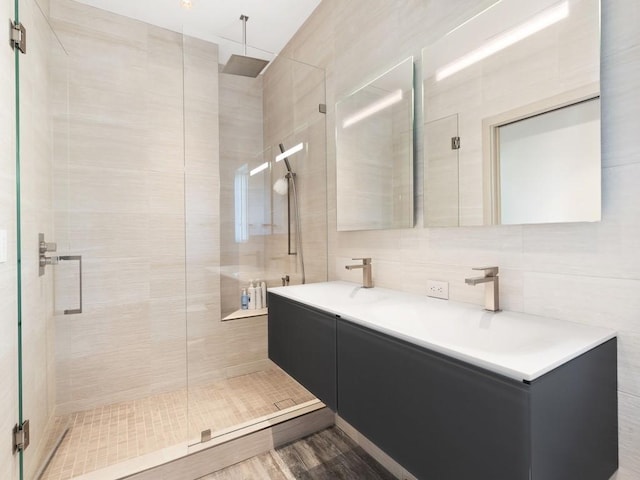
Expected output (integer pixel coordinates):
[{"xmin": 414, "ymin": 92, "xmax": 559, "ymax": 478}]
[{"xmin": 13, "ymin": 1, "xmax": 327, "ymax": 478}]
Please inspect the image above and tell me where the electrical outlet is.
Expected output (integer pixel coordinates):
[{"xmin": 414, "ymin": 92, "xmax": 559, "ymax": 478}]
[{"xmin": 427, "ymin": 279, "xmax": 449, "ymax": 300}]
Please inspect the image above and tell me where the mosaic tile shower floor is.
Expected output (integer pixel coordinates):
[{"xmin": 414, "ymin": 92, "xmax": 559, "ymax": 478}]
[{"xmin": 40, "ymin": 367, "xmax": 315, "ymax": 480}]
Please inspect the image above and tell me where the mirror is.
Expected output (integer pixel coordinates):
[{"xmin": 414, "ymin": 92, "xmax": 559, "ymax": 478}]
[
  {"xmin": 336, "ymin": 57, "xmax": 414, "ymax": 231},
  {"xmin": 423, "ymin": 0, "xmax": 600, "ymax": 226}
]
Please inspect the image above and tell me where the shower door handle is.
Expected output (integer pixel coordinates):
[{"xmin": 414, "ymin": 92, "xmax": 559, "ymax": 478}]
[{"xmin": 59, "ymin": 255, "xmax": 82, "ymax": 315}]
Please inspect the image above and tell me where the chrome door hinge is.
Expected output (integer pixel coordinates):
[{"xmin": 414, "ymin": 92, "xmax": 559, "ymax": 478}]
[
  {"xmin": 451, "ymin": 136, "xmax": 461, "ymax": 150},
  {"xmin": 13, "ymin": 420, "xmax": 30, "ymax": 453},
  {"xmin": 10, "ymin": 20, "xmax": 26, "ymax": 54}
]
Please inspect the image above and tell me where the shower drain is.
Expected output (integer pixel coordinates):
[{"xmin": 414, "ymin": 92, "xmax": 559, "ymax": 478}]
[{"xmin": 274, "ymin": 398, "xmax": 296, "ymax": 410}]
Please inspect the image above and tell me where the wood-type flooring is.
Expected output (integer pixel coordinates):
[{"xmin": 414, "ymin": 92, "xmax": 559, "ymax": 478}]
[{"xmin": 200, "ymin": 426, "xmax": 396, "ymax": 480}]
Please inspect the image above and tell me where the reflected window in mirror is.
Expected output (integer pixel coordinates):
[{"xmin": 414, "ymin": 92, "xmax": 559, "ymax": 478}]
[
  {"xmin": 234, "ymin": 164, "xmax": 249, "ymax": 243},
  {"xmin": 491, "ymin": 96, "xmax": 600, "ymax": 225}
]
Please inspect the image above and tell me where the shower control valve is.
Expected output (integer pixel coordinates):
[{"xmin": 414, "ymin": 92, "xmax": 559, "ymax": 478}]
[
  {"xmin": 38, "ymin": 233, "xmax": 58, "ymax": 276},
  {"xmin": 39, "ymin": 239, "xmax": 57, "ymax": 254},
  {"xmin": 39, "ymin": 255, "xmax": 59, "ymax": 267}
]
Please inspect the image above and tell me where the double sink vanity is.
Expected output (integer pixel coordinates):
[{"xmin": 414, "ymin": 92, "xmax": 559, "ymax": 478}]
[
  {"xmin": 268, "ymin": 281, "xmax": 618, "ymax": 480},
  {"xmin": 290, "ymin": 1, "xmax": 611, "ymax": 478}
]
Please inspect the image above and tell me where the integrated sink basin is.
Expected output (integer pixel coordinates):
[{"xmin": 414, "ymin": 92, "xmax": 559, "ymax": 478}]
[
  {"xmin": 269, "ymin": 281, "xmax": 616, "ymax": 381},
  {"xmin": 271, "ymin": 280, "xmax": 391, "ymax": 306}
]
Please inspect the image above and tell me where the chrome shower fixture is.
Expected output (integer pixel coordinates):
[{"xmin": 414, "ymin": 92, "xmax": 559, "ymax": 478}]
[
  {"xmin": 222, "ymin": 15, "xmax": 270, "ymax": 77},
  {"xmin": 277, "ymin": 143, "xmax": 305, "ymax": 284},
  {"xmin": 273, "ymin": 178, "xmax": 288, "ymax": 196}
]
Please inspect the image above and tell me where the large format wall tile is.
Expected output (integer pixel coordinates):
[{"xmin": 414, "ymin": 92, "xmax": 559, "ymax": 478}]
[
  {"xmin": 522, "ymin": 163, "xmax": 640, "ymax": 279},
  {"xmin": 263, "ymin": 57, "xmax": 328, "ymax": 292},
  {"xmin": 601, "ymin": 45, "xmax": 640, "ymax": 168},
  {"xmin": 49, "ymin": 0, "xmax": 190, "ymax": 414},
  {"xmin": 619, "ymin": 392, "xmax": 640, "ymax": 476},
  {"xmin": 602, "ymin": 0, "xmax": 640, "ymax": 53}
]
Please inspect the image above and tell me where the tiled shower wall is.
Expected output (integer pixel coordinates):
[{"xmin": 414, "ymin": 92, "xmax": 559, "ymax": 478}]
[
  {"xmin": 262, "ymin": 56, "xmax": 328, "ymax": 286},
  {"xmin": 184, "ymin": 45, "xmax": 281, "ymax": 390},
  {"xmin": 46, "ymin": 0, "xmax": 281, "ymax": 409},
  {"xmin": 49, "ymin": 0, "xmax": 191, "ymax": 414},
  {"xmin": 219, "ymin": 72, "xmax": 264, "ymax": 317},
  {"xmin": 280, "ymin": 0, "xmax": 640, "ymax": 476}
]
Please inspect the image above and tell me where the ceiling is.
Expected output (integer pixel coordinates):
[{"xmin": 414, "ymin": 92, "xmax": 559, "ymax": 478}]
[{"xmin": 74, "ymin": 0, "xmax": 322, "ymax": 64}]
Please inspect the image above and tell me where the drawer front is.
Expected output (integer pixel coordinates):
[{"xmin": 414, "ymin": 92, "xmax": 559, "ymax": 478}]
[
  {"xmin": 338, "ymin": 320, "xmax": 530, "ymax": 480},
  {"xmin": 268, "ymin": 294, "xmax": 337, "ymax": 410}
]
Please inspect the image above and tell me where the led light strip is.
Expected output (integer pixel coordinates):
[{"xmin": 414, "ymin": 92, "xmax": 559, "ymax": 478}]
[
  {"xmin": 249, "ymin": 162, "xmax": 269, "ymax": 176},
  {"xmin": 275, "ymin": 142, "xmax": 304, "ymax": 162},
  {"xmin": 436, "ymin": 1, "xmax": 569, "ymax": 82},
  {"xmin": 341, "ymin": 89, "xmax": 403, "ymax": 128}
]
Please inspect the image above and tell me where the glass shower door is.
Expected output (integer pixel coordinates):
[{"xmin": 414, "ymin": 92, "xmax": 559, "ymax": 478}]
[
  {"xmin": 16, "ymin": 0, "xmax": 71, "ymax": 478},
  {"xmin": 19, "ymin": 2, "xmax": 191, "ymax": 478},
  {"xmin": 182, "ymin": 28, "xmax": 329, "ymax": 447}
]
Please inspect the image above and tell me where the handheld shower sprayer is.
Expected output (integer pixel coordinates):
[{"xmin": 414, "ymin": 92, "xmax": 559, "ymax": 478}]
[
  {"xmin": 273, "ymin": 178, "xmax": 288, "ymax": 196},
  {"xmin": 276, "ymin": 142, "xmax": 305, "ymax": 284}
]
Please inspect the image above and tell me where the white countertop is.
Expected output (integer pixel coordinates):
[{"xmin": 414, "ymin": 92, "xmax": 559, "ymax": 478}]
[{"xmin": 268, "ymin": 281, "xmax": 616, "ymax": 382}]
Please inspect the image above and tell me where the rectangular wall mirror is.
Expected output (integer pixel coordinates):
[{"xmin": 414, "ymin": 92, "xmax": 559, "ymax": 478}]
[
  {"xmin": 336, "ymin": 57, "xmax": 414, "ymax": 231},
  {"xmin": 422, "ymin": 0, "xmax": 601, "ymax": 227}
]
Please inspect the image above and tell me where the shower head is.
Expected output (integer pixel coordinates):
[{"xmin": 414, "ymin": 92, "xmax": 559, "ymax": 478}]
[
  {"xmin": 223, "ymin": 54, "xmax": 269, "ymax": 78},
  {"xmin": 222, "ymin": 15, "xmax": 270, "ymax": 78},
  {"xmin": 273, "ymin": 177, "xmax": 288, "ymax": 196},
  {"xmin": 278, "ymin": 143, "xmax": 294, "ymax": 174}
]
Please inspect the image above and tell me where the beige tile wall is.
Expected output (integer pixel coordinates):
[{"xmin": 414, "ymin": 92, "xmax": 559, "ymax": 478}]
[
  {"xmin": 0, "ymin": 0, "xmax": 18, "ymax": 475},
  {"xmin": 262, "ymin": 56, "xmax": 328, "ymax": 285},
  {"xmin": 182, "ymin": 38, "xmax": 277, "ymax": 406},
  {"xmin": 47, "ymin": 0, "xmax": 291, "ymax": 442},
  {"xmin": 183, "ymin": 34, "xmax": 220, "ymax": 395},
  {"xmin": 218, "ymin": 71, "xmax": 264, "ymax": 316},
  {"xmin": 49, "ymin": 0, "xmax": 189, "ymax": 415},
  {"xmin": 280, "ymin": 0, "xmax": 640, "ymax": 475}
]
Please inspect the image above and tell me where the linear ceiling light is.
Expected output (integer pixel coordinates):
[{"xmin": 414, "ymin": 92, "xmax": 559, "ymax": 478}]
[
  {"xmin": 436, "ymin": 1, "xmax": 569, "ymax": 82},
  {"xmin": 342, "ymin": 89, "xmax": 403, "ymax": 129},
  {"xmin": 249, "ymin": 162, "xmax": 269, "ymax": 176},
  {"xmin": 275, "ymin": 142, "xmax": 304, "ymax": 162}
]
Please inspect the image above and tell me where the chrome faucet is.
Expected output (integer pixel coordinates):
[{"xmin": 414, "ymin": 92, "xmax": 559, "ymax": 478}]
[
  {"xmin": 465, "ymin": 266, "xmax": 500, "ymax": 312},
  {"xmin": 345, "ymin": 258, "xmax": 373, "ymax": 288}
]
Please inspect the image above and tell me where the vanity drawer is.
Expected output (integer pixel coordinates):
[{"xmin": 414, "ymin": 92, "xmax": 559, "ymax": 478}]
[
  {"xmin": 337, "ymin": 319, "xmax": 617, "ymax": 480},
  {"xmin": 268, "ymin": 293, "xmax": 337, "ymax": 411}
]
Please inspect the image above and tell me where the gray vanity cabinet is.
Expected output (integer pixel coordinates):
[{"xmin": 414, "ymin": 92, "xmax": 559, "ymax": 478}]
[
  {"xmin": 268, "ymin": 294, "xmax": 618, "ymax": 480},
  {"xmin": 267, "ymin": 293, "xmax": 337, "ymax": 411},
  {"xmin": 337, "ymin": 320, "xmax": 618, "ymax": 480}
]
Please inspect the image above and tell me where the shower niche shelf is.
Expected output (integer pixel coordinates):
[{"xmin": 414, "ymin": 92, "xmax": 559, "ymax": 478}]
[{"xmin": 222, "ymin": 307, "xmax": 268, "ymax": 322}]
